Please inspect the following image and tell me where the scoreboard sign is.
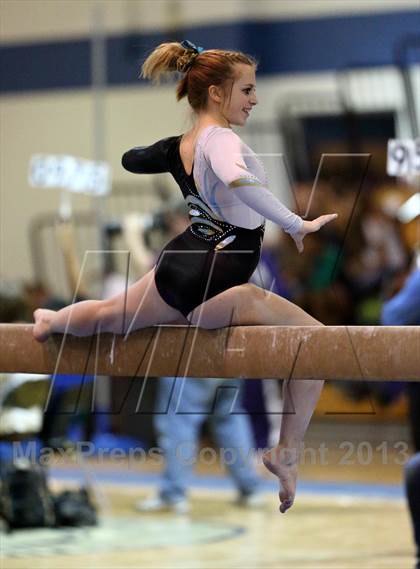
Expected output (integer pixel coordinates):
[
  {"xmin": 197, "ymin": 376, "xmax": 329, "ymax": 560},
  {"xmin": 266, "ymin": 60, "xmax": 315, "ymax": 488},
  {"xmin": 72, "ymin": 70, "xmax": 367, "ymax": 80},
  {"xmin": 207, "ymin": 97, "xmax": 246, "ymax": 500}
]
[
  {"xmin": 28, "ymin": 154, "xmax": 111, "ymax": 196},
  {"xmin": 387, "ymin": 139, "xmax": 420, "ymax": 177}
]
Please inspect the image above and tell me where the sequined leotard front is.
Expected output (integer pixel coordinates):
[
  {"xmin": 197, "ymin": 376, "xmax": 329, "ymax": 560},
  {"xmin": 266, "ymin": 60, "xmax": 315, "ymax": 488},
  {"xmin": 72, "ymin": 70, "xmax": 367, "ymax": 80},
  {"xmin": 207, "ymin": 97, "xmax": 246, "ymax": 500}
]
[{"xmin": 122, "ymin": 125, "xmax": 302, "ymax": 317}]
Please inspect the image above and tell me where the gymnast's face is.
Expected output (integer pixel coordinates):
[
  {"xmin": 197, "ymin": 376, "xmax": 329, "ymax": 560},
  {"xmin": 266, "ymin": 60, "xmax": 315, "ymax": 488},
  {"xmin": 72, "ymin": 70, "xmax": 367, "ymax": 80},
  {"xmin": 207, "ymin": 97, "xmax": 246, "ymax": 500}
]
[{"xmin": 210, "ymin": 64, "xmax": 258, "ymax": 127}]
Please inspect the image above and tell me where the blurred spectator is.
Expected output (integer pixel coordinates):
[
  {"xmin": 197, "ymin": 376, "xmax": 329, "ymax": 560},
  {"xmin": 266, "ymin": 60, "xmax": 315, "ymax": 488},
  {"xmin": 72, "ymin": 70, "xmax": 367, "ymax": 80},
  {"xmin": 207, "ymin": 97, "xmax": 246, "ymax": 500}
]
[
  {"xmin": 136, "ymin": 376, "xmax": 263, "ymax": 514},
  {"xmin": 381, "ymin": 266, "xmax": 420, "ymax": 450},
  {"xmin": 381, "ymin": 264, "xmax": 420, "ymax": 569}
]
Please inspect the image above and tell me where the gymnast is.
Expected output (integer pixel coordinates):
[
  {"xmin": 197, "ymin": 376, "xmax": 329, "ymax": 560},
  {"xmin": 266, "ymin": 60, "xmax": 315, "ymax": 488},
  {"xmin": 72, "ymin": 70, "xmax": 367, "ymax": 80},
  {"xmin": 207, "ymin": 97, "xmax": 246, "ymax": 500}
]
[{"xmin": 33, "ymin": 40, "xmax": 337, "ymax": 513}]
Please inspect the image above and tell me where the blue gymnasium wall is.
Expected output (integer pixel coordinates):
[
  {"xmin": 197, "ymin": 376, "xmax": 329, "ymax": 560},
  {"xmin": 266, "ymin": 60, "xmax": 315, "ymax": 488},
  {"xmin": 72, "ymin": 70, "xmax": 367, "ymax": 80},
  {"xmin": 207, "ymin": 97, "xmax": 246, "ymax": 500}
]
[{"xmin": 1, "ymin": 10, "xmax": 419, "ymax": 93}]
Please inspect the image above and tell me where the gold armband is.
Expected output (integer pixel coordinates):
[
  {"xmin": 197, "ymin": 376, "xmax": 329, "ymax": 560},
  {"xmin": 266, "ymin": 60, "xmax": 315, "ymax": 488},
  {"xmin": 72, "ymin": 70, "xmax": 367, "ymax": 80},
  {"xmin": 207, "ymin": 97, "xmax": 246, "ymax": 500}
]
[{"xmin": 228, "ymin": 177, "xmax": 261, "ymax": 189}]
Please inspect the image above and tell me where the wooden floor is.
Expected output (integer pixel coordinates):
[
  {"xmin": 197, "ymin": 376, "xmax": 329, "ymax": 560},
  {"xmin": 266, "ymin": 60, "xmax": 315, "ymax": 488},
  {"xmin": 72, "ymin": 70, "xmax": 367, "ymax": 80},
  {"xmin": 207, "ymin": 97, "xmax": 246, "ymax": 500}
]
[
  {"xmin": 2, "ymin": 487, "xmax": 414, "ymax": 569},
  {"xmin": 1, "ymin": 442, "xmax": 416, "ymax": 569}
]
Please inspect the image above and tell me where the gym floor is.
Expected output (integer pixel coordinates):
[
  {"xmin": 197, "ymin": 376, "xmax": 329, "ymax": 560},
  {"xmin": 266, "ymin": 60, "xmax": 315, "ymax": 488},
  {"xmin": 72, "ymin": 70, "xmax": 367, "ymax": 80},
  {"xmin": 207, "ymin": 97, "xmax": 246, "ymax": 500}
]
[{"xmin": 2, "ymin": 424, "xmax": 415, "ymax": 569}]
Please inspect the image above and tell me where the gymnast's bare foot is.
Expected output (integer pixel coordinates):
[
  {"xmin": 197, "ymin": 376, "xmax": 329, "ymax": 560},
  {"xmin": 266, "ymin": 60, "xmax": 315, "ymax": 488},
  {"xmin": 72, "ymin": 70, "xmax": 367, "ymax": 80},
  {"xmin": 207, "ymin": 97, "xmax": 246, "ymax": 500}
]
[
  {"xmin": 33, "ymin": 308, "xmax": 56, "ymax": 343},
  {"xmin": 262, "ymin": 445, "xmax": 298, "ymax": 514}
]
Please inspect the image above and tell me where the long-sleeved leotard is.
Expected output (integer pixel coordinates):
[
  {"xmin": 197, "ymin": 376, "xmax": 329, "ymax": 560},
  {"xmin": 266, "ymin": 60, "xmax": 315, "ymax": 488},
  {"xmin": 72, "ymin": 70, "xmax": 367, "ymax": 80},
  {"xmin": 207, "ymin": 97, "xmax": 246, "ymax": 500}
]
[{"xmin": 122, "ymin": 124, "xmax": 303, "ymax": 317}]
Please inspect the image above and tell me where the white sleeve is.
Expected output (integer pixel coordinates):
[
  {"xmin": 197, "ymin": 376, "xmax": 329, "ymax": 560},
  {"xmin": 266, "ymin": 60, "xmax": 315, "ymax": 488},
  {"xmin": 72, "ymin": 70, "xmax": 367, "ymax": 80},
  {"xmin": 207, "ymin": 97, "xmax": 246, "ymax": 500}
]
[
  {"xmin": 204, "ymin": 128, "xmax": 251, "ymax": 186},
  {"xmin": 204, "ymin": 128, "xmax": 303, "ymax": 236},
  {"xmin": 233, "ymin": 184, "xmax": 304, "ymax": 236}
]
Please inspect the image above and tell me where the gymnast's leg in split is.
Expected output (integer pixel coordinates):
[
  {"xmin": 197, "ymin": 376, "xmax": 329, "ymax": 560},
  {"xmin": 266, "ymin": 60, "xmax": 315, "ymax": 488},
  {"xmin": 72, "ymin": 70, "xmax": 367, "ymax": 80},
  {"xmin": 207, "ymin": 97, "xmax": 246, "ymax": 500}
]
[
  {"xmin": 187, "ymin": 282, "xmax": 325, "ymax": 514},
  {"xmin": 32, "ymin": 266, "xmax": 189, "ymax": 342}
]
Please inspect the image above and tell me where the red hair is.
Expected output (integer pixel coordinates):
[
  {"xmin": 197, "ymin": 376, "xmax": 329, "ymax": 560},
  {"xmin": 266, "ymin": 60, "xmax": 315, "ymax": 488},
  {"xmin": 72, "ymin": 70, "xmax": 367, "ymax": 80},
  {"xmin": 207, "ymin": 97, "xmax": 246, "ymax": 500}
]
[{"xmin": 140, "ymin": 42, "xmax": 258, "ymax": 112}]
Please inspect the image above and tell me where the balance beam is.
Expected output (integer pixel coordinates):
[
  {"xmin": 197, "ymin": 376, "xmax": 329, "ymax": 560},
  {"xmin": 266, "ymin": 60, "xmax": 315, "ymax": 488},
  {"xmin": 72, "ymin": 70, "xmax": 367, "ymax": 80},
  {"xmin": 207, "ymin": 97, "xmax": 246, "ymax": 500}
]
[{"xmin": 0, "ymin": 324, "xmax": 418, "ymax": 381}]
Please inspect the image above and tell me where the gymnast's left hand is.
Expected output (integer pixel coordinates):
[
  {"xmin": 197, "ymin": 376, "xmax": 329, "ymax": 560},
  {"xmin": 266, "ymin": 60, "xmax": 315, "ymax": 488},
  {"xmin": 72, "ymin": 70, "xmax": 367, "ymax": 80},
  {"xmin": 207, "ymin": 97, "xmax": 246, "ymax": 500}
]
[{"xmin": 291, "ymin": 213, "xmax": 338, "ymax": 253}]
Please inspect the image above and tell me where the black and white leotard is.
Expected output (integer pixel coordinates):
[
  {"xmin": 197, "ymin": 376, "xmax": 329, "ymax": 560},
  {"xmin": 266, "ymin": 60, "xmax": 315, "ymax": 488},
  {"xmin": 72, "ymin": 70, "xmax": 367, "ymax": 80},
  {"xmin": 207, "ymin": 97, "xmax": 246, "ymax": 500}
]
[{"xmin": 122, "ymin": 125, "xmax": 303, "ymax": 317}]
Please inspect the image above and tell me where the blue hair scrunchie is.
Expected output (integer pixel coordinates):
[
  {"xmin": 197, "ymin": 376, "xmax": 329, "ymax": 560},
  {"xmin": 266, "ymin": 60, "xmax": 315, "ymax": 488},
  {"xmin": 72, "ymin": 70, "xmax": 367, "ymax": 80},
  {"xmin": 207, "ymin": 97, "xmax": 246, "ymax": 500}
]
[{"xmin": 181, "ymin": 39, "xmax": 204, "ymax": 54}]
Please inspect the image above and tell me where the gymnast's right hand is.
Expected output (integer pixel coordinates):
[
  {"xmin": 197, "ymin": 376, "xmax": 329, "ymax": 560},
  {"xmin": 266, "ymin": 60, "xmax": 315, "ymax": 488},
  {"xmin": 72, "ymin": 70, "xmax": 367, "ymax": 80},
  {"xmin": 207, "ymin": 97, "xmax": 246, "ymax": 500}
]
[{"xmin": 291, "ymin": 213, "xmax": 338, "ymax": 253}]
